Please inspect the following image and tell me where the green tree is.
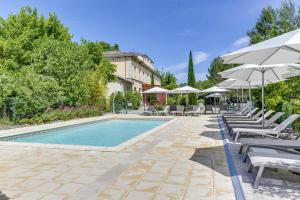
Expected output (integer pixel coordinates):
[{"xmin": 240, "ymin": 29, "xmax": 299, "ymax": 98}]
[
  {"xmin": 206, "ymin": 57, "xmax": 236, "ymax": 85},
  {"xmin": 149, "ymin": 74, "xmax": 157, "ymax": 105},
  {"xmin": 161, "ymin": 72, "xmax": 177, "ymax": 90},
  {"xmin": 0, "ymin": 6, "xmax": 118, "ymax": 120},
  {"xmin": 187, "ymin": 50, "xmax": 197, "ymax": 104}
]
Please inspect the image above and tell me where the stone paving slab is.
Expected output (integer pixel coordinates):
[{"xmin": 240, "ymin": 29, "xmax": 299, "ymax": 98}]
[{"xmin": 0, "ymin": 115, "xmax": 235, "ymax": 200}]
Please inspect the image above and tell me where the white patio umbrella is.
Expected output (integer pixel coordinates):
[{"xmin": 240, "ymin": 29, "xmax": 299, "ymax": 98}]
[
  {"xmin": 218, "ymin": 63, "xmax": 300, "ymax": 126},
  {"xmin": 142, "ymin": 86, "xmax": 169, "ymax": 94},
  {"xmin": 205, "ymin": 93, "xmax": 224, "ymax": 98},
  {"xmin": 222, "ymin": 28, "xmax": 300, "ymax": 65},
  {"xmin": 205, "ymin": 93, "xmax": 224, "ymax": 108},
  {"xmin": 201, "ymin": 86, "xmax": 229, "ymax": 93},
  {"xmin": 142, "ymin": 86, "xmax": 170, "ymax": 108},
  {"xmin": 170, "ymin": 85, "xmax": 201, "ymax": 94},
  {"xmin": 217, "ymin": 78, "xmax": 261, "ymax": 104}
]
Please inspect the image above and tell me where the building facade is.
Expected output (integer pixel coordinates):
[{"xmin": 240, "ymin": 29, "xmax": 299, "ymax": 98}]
[{"xmin": 104, "ymin": 51, "xmax": 161, "ymax": 97}]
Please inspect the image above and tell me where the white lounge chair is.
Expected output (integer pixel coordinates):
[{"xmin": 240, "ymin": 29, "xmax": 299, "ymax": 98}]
[
  {"xmin": 224, "ymin": 108, "xmax": 262, "ymax": 122},
  {"xmin": 185, "ymin": 105, "xmax": 201, "ymax": 116},
  {"xmin": 232, "ymin": 114, "xmax": 300, "ymax": 143},
  {"xmin": 170, "ymin": 105, "xmax": 185, "ymax": 116},
  {"xmin": 239, "ymin": 137, "xmax": 300, "ymax": 163},
  {"xmin": 247, "ymin": 151, "xmax": 300, "ymax": 188},
  {"xmin": 143, "ymin": 106, "xmax": 156, "ymax": 115},
  {"xmin": 227, "ymin": 110, "xmax": 273, "ymax": 125},
  {"xmin": 227, "ymin": 112, "xmax": 284, "ymax": 134},
  {"xmin": 157, "ymin": 105, "xmax": 170, "ymax": 116}
]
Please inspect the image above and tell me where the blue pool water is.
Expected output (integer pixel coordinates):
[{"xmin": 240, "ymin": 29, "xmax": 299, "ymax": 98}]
[{"xmin": 12, "ymin": 119, "xmax": 167, "ymax": 147}]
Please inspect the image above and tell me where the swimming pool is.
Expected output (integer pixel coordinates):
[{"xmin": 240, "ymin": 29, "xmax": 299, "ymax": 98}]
[{"xmin": 7, "ymin": 119, "xmax": 168, "ymax": 147}]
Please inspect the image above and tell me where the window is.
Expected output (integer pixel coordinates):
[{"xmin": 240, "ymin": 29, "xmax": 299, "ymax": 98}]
[{"xmin": 139, "ymin": 88, "xmax": 141, "ymax": 92}]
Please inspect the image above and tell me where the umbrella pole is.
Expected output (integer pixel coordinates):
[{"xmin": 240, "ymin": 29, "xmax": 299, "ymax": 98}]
[
  {"xmin": 242, "ymin": 88, "xmax": 244, "ymax": 107},
  {"xmin": 248, "ymin": 82, "xmax": 252, "ymax": 119},
  {"xmin": 262, "ymin": 71, "xmax": 265, "ymax": 128}
]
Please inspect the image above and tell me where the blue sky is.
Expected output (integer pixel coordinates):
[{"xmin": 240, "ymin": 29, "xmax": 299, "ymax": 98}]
[{"xmin": 0, "ymin": 0, "xmax": 289, "ymax": 82}]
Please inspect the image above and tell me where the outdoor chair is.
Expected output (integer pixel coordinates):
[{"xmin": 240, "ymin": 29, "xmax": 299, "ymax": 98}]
[
  {"xmin": 157, "ymin": 105, "xmax": 170, "ymax": 116},
  {"xmin": 170, "ymin": 105, "xmax": 184, "ymax": 116},
  {"xmin": 239, "ymin": 137, "xmax": 300, "ymax": 162},
  {"xmin": 185, "ymin": 105, "xmax": 201, "ymax": 116},
  {"xmin": 204, "ymin": 105, "xmax": 213, "ymax": 114},
  {"xmin": 231, "ymin": 114, "xmax": 300, "ymax": 143},
  {"xmin": 247, "ymin": 151, "xmax": 300, "ymax": 188},
  {"xmin": 227, "ymin": 112, "xmax": 284, "ymax": 134},
  {"xmin": 222, "ymin": 107, "xmax": 258, "ymax": 121},
  {"xmin": 223, "ymin": 108, "xmax": 261, "ymax": 123},
  {"xmin": 225, "ymin": 110, "xmax": 272, "ymax": 127},
  {"xmin": 143, "ymin": 106, "xmax": 156, "ymax": 115}
]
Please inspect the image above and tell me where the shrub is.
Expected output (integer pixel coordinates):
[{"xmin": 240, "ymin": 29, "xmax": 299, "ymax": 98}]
[
  {"xmin": 17, "ymin": 106, "xmax": 101, "ymax": 125},
  {"xmin": 109, "ymin": 92, "xmax": 124, "ymax": 112},
  {"xmin": 125, "ymin": 91, "xmax": 141, "ymax": 110}
]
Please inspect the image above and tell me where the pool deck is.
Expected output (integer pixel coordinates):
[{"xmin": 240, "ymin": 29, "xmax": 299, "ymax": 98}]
[{"xmin": 0, "ymin": 114, "xmax": 235, "ymax": 200}]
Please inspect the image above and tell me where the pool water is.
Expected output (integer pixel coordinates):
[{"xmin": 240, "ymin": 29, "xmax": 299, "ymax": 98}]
[{"xmin": 12, "ymin": 119, "xmax": 167, "ymax": 147}]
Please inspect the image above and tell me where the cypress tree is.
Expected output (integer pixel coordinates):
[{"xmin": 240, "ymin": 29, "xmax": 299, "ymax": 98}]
[
  {"xmin": 150, "ymin": 74, "xmax": 157, "ymax": 105},
  {"xmin": 187, "ymin": 50, "xmax": 197, "ymax": 104}
]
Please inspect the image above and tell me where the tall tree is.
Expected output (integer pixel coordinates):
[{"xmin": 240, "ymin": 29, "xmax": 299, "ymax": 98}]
[
  {"xmin": 187, "ymin": 50, "xmax": 197, "ymax": 104},
  {"xmin": 149, "ymin": 74, "xmax": 156, "ymax": 105},
  {"xmin": 206, "ymin": 57, "xmax": 236, "ymax": 85},
  {"xmin": 0, "ymin": 6, "xmax": 118, "ymax": 119},
  {"xmin": 161, "ymin": 72, "xmax": 177, "ymax": 90}
]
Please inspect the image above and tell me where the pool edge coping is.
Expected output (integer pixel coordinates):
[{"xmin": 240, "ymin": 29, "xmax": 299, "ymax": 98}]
[
  {"xmin": 0, "ymin": 115, "xmax": 177, "ymax": 152},
  {"xmin": 217, "ymin": 115, "xmax": 246, "ymax": 200}
]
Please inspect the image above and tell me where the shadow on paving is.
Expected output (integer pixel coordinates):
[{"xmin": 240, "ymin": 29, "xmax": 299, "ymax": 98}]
[
  {"xmin": 189, "ymin": 146, "xmax": 231, "ymax": 177},
  {"xmin": 0, "ymin": 191, "xmax": 8, "ymax": 200},
  {"xmin": 199, "ymin": 131, "xmax": 223, "ymax": 141},
  {"xmin": 204, "ymin": 123, "xmax": 220, "ymax": 129}
]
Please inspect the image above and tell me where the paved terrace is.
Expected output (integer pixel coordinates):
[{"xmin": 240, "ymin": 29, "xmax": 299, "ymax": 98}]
[{"xmin": 0, "ymin": 115, "xmax": 235, "ymax": 200}]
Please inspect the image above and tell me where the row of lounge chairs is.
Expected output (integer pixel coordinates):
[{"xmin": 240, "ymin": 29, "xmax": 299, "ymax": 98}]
[
  {"xmin": 144, "ymin": 105, "xmax": 201, "ymax": 116},
  {"xmin": 222, "ymin": 106, "xmax": 300, "ymax": 189}
]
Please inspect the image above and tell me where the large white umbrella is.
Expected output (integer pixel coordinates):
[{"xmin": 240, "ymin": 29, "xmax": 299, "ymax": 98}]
[
  {"xmin": 142, "ymin": 86, "xmax": 169, "ymax": 94},
  {"xmin": 142, "ymin": 87, "xmax": 169, "ymax": 108},
  {"xmin": 201, "ymin": 86, "xmax": 229, "ymax": 93},
  {"xmin": 218, "ymin": 78, "xmax": 261, "ymax": 105},
  {"xmin": 218, "ymin": 63, "xmax": 300, "ymax": 126},
  {"xmin": 222, "ymin": 28, "xmax": 300, "ymax": 65},
  {"xmin": 170, "ymin": 85, "xmax": 200, "ymax": 94},
  {"xmin": 205, "ymin": 93, "xmax": 223, "ymax": 98}
]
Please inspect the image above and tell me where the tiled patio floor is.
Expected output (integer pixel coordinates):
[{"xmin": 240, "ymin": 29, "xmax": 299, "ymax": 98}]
[{"xmin": 0, "ymin": 115, "xmax": 235, "ymax": 200}]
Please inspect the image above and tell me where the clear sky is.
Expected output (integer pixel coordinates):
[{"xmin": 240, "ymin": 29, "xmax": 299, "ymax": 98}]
[{"xmin": 0, "ymin": 0, "xmax": 289, "ymax": 83}]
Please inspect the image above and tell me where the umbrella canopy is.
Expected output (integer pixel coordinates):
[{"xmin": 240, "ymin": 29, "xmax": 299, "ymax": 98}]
[
  {"xmin": 217, "ymin": 78, "xmax": 260, "ymax": 89},
  {"xmin": 201, "ymin": 86, "xmax": 229, "ymax": 93},
  {"xmin": 222, "ymin": 28, "xmax": 300, "ymax": 65},
  {"xmin": 142, "ymin": 86, "xmax": 169, "ymax": 93},
  {"xmin": 218, "ymin": 64, "xmax": 300, "ymax": 82},
  {"xmin": 205, "ymin": 93, "xmax": 224, "ymax": 98},
  {"xmin": 170, "ymin": 86, "xmax": 201, "ymax": 94},
  {"xmin": 218, "ymin": 63, "xmax": 300, "ymax": 126}
]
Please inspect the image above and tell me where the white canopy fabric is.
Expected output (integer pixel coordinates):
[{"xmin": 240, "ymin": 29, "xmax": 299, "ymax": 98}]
[
  {"xmin": 205, "ymin": 93, "xmax": 223, "ymax": 98},
  {"xmin": 217, "ymin": 78, "xmax": 260, "ymax": 89},
  {"xmin": 142, "ymin": 86, "xmax": 169, "ymax": 94},
  {"xmin": 222, "ymin": 28, "xmax": 300, "ymax": 65},
  {"xmin": 170, "ymin": 86, "xmax": 201, "ymax": 94},
  {"xmin": 218, "ymin": 64, "xmax": 300, "ymax": 83},
  {"xmin": 201, "ymin": 86, "xmax": 229, "ymax": 93},
  {"xmin": 218, "ymin": 63, "xmax": 300, "ymax": 126}
]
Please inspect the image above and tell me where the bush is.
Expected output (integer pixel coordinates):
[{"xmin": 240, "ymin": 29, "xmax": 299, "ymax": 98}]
[
  {"xmin": 17, "ymin": 106, "xmax": 101, "ymax": 125},
  {"xmin": 125, "ymin": 91, "xmax": 141, "ymax": 110},
  {"xmin": 109, "ymin": 92, "xmax": 124, "ymax": 112}
]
